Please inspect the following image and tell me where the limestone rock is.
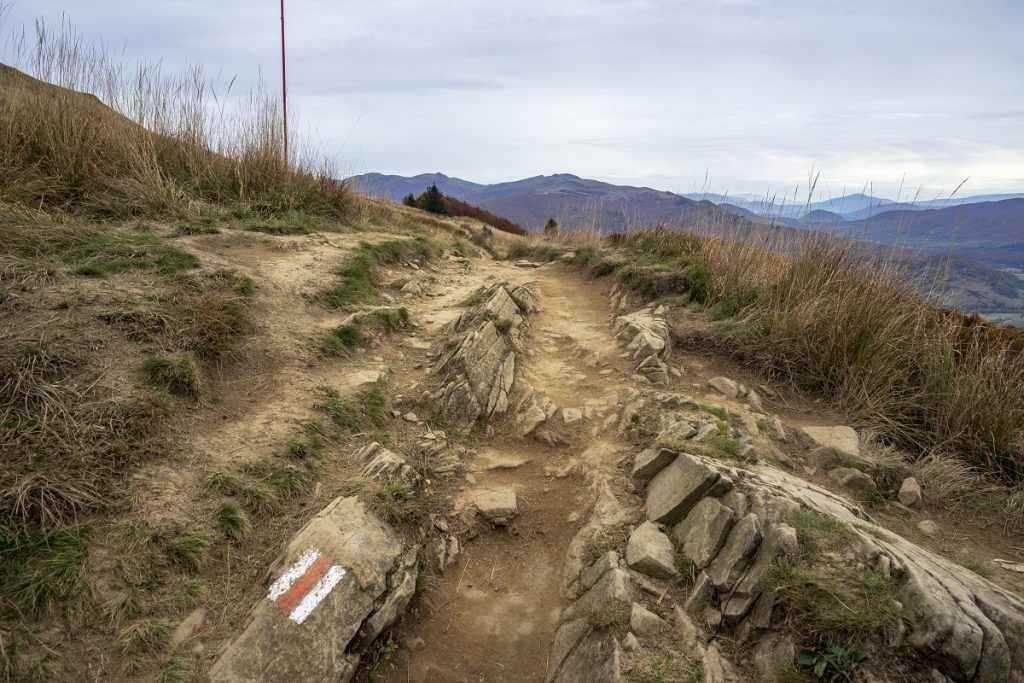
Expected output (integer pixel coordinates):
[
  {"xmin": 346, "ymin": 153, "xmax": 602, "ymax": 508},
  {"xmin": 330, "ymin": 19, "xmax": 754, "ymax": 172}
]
[
  {"xmin": 629, "ymin": 602, "xmax": 670, "ymax": 637},
  {"xmin": 646, "ymin": 453, "xmax": 729, "ymax": 524},
  {"xmin": 899, "ymin": 477, "xmax": 922, "ymax": 508},
  {"xmin": 806, "ymin": 444, "xmax": 876, "ymax": 472},
  {"xmin": 828, "ymin": 466, "xmax": 877, "ymax": 492},
  {"xmin": 358, "ymin": 443, "xmax": 416, "ymax": 485},
  {"xmin": 563, "ymin": 407, "xmax": 584, "ymax": 425},
  {"xmin": 673, "ymin": 605, "xmax": 704, "ymax": 651},
  {"xmin": 720, "ymin": 524, "xmax": 798, "ymax": 624},
  {"xmin": 626, "ymin": 521, "xmax": 679, "ymax": 579},
  {"xmin": 469, "ymin": 487, "xmax": 518, "ymax": 521},
  {"xmin": 209, "ymin": 497, "xmax": 408, "ymax": 682},
  {"xmin": 700, "ymin": 643, "xmax": 739, "ymax": 683},
  {"xmin": 549, "ymin": 630, "xmax": 622, "ymax": 683},
  {"xmin": 917, "ymin": 519, "xmax": 938, "ymax": 537},
  {"xmin": 671, "ymin": 497, "xmax": 733, "ymax": 570},
  {"xmin": 709, "ymin": 377, "xmax": 740, "ymax": 398},
  {"xmin": 580, "ymin": 551, "xmax": 621, "ymax": 591},
  {"xmin": 631, "ymin": 448, "xmax": 677, "ymax": 482},
  {"xmin": 562, "ymin": 568, "xmax": 634, "ymax": 622},
  {"xmin": 752, "ymin": 632, "xmax": 795, "ymax": 681},
  {"xmin": 706, "ymin": 514, "xmax": 762, "ymax": 591},
  {"xmin": 797, "ymin": 425, "xmax": 861, "ymax": 459}
]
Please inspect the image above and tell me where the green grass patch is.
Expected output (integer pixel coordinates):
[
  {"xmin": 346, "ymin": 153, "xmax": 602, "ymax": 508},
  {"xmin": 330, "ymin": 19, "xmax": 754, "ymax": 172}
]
[
  {"xmin": 954, "ymin": 556, "xmax": 991, "ymax": 578},
  {"xmin": 699, "ymin": 403, "xmax": 729, "ymax": 420},
  {"xmin": 493, "ymin": 318, "xmax": 514, "ymax": 333},
  {"xmin": 627, "ymin": 649, "xmax": 703, "ymax": 683},
  {"xmin": 141, "ymin": 354, "xmax": 201, "ymax": 398},
  {"xmin": 69, "ymin": 233, "xmax": 200, "ymax": 278},
  {"xmin": 366, "ymin": 482, "xmax": 422, "ymax": 526},
  {"xmin": 324, "ymin": 238, "xmax": 439, "ymax": 310},
  {"xmin": 117, "ymin": 617, "xmax": 174, "ymax": 659},
  {"xmin": 764, "ymin": 559, "xmax": 903, "ymax": 645},
  {"xmin": 586, "ymin": 603, "xmax": 629, "ymax": 632},
  {"xmin": 313, "ymin": 381, "xmax": 389, "ymax": 434},
  {"xmin": 790, "ymin": 510, "xmax": 852, "ymax": 555},
  {"xmin": 168, "ymin": 579, "xmax": 207, "ymax": 611},
  {"xmin": 0, "ymin": 526, "xmax": 92, "ymax": 620}
]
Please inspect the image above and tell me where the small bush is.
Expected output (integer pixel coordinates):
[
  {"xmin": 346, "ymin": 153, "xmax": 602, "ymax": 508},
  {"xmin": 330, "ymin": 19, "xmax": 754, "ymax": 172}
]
[{"xmin": 141, "ymin": 354, "xmax": 201, "ymax": 398}]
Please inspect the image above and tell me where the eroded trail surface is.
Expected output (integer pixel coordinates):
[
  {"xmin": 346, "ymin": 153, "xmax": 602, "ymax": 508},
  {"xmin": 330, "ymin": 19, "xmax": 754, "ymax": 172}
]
[
  {"xmin": 383, "ymin": 262, "xmax": 637, "ymax": 682},
  {"xmin": 200, "ymin": 240, "xmax": 1024, "ymax": 683}
]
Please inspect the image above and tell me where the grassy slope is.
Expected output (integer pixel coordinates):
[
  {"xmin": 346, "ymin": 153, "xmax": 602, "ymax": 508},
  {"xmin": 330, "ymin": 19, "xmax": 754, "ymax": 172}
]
[{"xmin": 513, "ymin": 229, "xmax": 1024, "ymax": 485}]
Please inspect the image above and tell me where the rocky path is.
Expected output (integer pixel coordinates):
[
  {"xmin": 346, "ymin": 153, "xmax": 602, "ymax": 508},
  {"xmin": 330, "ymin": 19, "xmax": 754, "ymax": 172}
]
[
  {"xmin": 381, "ymin": 261, "xmax": 638, "ymax": 682},
  {"xmin": 205, "ymin": 243, "xmax": 1024, "ymax": 683}
]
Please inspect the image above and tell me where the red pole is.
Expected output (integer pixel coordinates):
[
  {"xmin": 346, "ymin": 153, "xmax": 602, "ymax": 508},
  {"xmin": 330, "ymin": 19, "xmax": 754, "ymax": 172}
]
[{"xmin": 280, "ymin": 0, "xmax": 289, "ymax": 168}]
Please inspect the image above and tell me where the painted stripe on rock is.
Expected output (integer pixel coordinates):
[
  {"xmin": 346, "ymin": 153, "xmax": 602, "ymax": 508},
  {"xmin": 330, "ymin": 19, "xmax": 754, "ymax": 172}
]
[
  {"xmin": 267, "ymin": 547, "xmax": 321, "ymax": 600},
  {"xmin": 289, "ymin": 565, "xmax": 347, "ymax": 624},
  {"xmin": 277, "ymin": 554, "xmax": 334, "ymax": 612}
]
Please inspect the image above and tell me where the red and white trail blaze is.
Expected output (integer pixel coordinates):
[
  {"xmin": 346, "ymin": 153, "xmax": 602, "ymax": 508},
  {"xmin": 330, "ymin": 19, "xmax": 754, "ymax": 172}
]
[{"xmin": 266, "ymin": 548, "xmax": 346, "ymax": 624}]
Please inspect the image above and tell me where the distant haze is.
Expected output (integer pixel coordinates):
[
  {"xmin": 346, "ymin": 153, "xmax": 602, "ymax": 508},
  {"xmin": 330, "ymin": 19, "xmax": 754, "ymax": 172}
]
[{"xmin": 5, "ymin": 1, "xmax": 1023, "ymax": 199}]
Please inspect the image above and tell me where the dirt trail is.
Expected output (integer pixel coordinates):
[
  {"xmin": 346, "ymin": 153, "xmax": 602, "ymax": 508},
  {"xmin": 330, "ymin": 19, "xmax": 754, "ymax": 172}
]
[
  {"xmin": 375, "ymin": 256, "xmax": 1024, "ymax": 682},
  {"xmin": 382, "ymin": 262, "xmax": 640, "ymax": 682}
]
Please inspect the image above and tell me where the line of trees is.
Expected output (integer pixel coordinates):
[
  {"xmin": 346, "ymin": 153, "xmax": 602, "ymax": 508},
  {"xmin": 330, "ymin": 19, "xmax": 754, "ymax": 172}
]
[{"xmin": 403, "ymin": 184, "xmax": 527, "ymax": 236}]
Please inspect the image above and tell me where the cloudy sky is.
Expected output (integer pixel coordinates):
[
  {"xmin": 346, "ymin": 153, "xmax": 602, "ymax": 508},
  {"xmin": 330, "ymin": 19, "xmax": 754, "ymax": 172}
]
[{"xmin": 5, "ymin": 0, "xmax": 1023, "ymax": 199}]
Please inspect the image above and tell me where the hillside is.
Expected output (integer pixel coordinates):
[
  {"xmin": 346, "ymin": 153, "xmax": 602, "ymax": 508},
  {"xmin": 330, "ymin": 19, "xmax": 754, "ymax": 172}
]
[{"xmin": 840, "ymin": 199, "xmax": 1024, "ymax": 267}]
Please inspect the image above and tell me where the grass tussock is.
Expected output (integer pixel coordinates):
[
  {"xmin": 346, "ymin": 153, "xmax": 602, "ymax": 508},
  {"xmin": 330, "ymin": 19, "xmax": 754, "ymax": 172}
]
[
  {"xmin": 586, "ymin": 603, "xmax": 629, "ymax": 632},
  {"xmin": 565, "ymin": 225, "xmax": 1024, "ymax": 483},
  {"xmin": 142, "ymin": 354, "xmax": 201, "ymax": 398},
  {"xmin": 790, "ymin": 510, "xmax": 852, "ymax": 556}
]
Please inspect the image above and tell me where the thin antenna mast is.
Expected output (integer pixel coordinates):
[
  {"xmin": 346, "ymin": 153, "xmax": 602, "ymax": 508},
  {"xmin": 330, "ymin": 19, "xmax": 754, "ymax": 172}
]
[{"xmin": 280, "ymin": 0, "xmax": 288, "ymax": 167}]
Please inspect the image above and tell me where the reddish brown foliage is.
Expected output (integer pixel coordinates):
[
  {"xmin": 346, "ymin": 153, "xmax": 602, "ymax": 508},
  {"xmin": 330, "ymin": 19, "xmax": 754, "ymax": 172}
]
[{"xmin": 442, "ymin": 197, "xmax": 527, "ymax": 236}]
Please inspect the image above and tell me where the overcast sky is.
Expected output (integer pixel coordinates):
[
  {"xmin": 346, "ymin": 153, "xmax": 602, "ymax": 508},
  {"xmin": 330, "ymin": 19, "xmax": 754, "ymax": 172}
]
[{"xmin": 5, "ymin": 1, "xmax": 1023, "ymax": 199}]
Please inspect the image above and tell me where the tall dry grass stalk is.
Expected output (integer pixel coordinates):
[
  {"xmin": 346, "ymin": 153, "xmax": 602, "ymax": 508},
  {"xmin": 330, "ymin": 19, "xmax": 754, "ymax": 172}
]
[
  {"xmin": 610, "ymin": 221, "xmax": 1024, "ymax": 481},
  {"xmin": 0, "ymin": 14, "xmax": 349, "ymax": 217}
]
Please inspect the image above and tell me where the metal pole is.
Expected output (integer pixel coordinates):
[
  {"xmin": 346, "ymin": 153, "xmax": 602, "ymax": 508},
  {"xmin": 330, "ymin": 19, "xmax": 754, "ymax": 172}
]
[{"xmin": 280, "ymin": 0, "xmax": 288, "ymax": 168}]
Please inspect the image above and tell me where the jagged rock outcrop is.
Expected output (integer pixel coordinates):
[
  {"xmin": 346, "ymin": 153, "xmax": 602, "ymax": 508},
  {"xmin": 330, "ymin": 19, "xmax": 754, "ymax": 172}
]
[
  {"xmin": 357, "ymin": 442, "xmax": 417, "ymax": 486},
  {"xmin": 632, "ymin": 449, "xmax": 1024, "ymax": 682},
  {"xmin": 427, "ymin": 281, "xmax": 538, "ymax": 429},
  {"xmin": 209, "ymin": 497, "xmax": 417, "ymax": 682},
  {"xmin": 610, "ymin": 285, "xmax": 673, "ymax": 385}
]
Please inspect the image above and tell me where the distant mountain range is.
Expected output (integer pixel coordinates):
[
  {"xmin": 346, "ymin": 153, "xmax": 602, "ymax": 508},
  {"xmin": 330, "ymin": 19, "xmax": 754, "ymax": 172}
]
[
  {"xmin": 350, "ymin": 172, "xmax": 746, "ymax": 234},
  {"xmin": 681, "ymin": 191, "xmax": 1024, "ymax": 221},
  {"xmin": 348, "ymin": 171, "xmax": 1024, "ymax": 322}
]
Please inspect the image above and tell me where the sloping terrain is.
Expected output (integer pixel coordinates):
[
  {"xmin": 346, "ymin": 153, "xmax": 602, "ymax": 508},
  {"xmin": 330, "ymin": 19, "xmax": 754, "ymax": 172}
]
[{"xmin": 5, "ymin": 199, "xmax": 1024, "ymax": 682}]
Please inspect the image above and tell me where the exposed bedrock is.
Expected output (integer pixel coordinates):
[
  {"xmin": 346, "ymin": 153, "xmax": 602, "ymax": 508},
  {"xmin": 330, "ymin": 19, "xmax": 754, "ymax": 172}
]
[{"xmin": 426, "ymin": 281, "xmax": 539, "ymax": 429}]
